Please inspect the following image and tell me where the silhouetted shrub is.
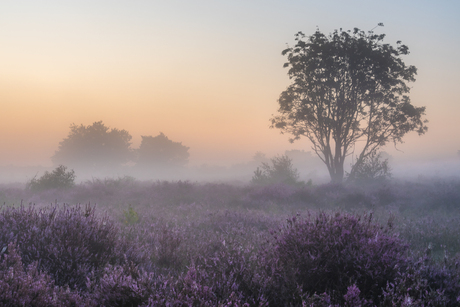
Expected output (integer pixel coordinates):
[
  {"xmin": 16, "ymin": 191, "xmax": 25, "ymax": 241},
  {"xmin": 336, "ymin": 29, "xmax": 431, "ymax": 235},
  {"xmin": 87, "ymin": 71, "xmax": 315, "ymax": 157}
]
[
  {"xmin": 252, "ymin": 155, "xmax": 301, "ymax": 186},
  {"xmin": 26, "ymin": 165, "xmax": 76, "ymax": 191},
  {"xmin": 348, "ymin": 151, "xmax": 392, "ymax": 183},
  {"xmin": 263, "ymin": 212, "xmax": 408, "ymax": 305}
]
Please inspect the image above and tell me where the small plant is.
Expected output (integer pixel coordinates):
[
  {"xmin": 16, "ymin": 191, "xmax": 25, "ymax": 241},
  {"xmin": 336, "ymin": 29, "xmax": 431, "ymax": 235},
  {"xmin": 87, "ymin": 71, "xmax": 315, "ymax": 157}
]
[
  {"xmin": 123, "ymin": 205, "xmax": 139, "ymax": 225},
  {"xmin": 252, "ymin": 155, "xmax": 300, "ymax": 185},
  {"xmin": 26, "ymin": 165, "xmax": 76, "ymax": 191}
]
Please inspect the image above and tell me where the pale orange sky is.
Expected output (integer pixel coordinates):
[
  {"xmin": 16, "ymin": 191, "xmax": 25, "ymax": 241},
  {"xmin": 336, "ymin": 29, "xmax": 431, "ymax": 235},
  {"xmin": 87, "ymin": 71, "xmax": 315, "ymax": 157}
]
[{"xmin": 1, "ymin": 0, "xmax": 459, "ymax": 169}]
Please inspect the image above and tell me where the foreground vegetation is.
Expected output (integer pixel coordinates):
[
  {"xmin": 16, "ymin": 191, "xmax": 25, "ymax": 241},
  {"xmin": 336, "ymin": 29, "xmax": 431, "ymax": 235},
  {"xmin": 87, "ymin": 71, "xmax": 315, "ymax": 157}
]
[{"xmin": 1, "ymin": 177, "xmax": 460, "ymax": 306}]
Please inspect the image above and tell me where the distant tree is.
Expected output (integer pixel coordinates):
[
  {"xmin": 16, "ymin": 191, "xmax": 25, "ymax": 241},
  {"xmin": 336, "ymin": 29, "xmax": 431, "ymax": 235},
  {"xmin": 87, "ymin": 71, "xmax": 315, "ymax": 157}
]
[
  {"xmin": 252, "ymin": 155, "xmax": 300, "ymax": 185},
  {"xmin": 253, "ymin": 151, "xmax": 269, "ymax": 164},
  {"xmin": 271, "ymin": 25, "xmax": 428, "ymax": 183},
  {"xmin": 52, "ymin": 121, "xmax": 132, "ymax": 171},
  {"xmin": 285, "ymin": 149, "xmax": 312, "ymax": 161},
  {"xmin": 27, "ymin": 165, "xmax": 76, "ymax": 191},
  {"xmin": 136, "ymin": 133, "xmax": 189, "ymax": 169},
  {"xmin": 249, "ymin": 151, "xmax": 269, "ymax": 169}
]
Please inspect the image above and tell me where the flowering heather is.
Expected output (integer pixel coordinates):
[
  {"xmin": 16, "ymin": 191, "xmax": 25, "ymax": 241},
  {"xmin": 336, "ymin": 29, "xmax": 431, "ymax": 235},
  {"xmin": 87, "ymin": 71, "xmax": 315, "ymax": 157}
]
[
  {"xmin": 0, "ymin": 177, "xmax": 460, "ymax": 305},
  {"xmin": 262, "ymin": 212, "xmax": 409, "ymax": 306},
  {"xmin": 0, "ymin": 204, "xmax": 118, "ymax": 290},
  {"xmin": 0, "ymin": 242, "xmax": 85, "ymax": 306}
]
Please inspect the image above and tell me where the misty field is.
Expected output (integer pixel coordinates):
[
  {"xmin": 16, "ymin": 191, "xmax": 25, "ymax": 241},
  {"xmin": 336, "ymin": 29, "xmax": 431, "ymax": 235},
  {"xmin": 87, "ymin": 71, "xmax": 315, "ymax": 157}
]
[{"xmin": 1, "ymin": 177, "xmax": 460, "ymax": 306}]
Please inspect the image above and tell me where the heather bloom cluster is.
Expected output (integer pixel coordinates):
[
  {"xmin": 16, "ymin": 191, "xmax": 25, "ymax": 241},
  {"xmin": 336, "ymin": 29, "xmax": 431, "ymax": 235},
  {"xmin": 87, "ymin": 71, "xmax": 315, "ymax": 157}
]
[
  {"xmin": 262, "ymin": 212, "xmax": 409, "ymax": 305},
  {"xmin": 1, "ymin": 177, "xmax": 460, "ymax": 305}
]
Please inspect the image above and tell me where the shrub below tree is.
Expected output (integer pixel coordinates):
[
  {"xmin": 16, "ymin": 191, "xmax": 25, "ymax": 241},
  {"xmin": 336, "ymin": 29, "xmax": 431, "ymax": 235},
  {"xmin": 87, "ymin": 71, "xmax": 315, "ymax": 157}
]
[
  {"xmin": 252, "ymin": 155, "xmax": 301, "ymax": 186},
  {"xmin": 348, "ymin": 151, "xmax": 392, "ymax": 183}
]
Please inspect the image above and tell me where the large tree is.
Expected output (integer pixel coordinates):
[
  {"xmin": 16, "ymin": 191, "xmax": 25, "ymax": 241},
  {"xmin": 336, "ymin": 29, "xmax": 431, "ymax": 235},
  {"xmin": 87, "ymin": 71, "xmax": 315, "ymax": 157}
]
[
  {"xmin": 271, "ymin": 26, "xmax": 428, "ymax": 183},
  {"xmin": 52, "ymin": 121, "xmax": 132, "ymax": 171},
  {"xmin": 136, "ymin": 133, "xmax": 189, "ymax": 169}
]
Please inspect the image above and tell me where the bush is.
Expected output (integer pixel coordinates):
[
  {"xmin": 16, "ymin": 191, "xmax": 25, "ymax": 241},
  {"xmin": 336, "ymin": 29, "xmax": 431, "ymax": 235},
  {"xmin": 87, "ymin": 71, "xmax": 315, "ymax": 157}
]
[
  {"xmin": 123, "ymin": 204, "xmax": 140, "ymax": 225},
  {"xmin": 27, "ymin": 165, "xmax": 76, "ymax": 191},
  {"xmin": 348, "ymin": 151, "xmax": 392, "ymax": 184},
  {"xmin": 263, "ymin": 212, "xmax": 408, "ymax": 306},
  {"xmin": 0, "ymin": 242, "xmax": 87, "ymax": 306},
  {"xmin": 0, "ymin": 204, "xmax": 118, "ymax": 290},
  {"xmin": 252, "ymin": 155, "xmax": 301, "ymax": 186}
]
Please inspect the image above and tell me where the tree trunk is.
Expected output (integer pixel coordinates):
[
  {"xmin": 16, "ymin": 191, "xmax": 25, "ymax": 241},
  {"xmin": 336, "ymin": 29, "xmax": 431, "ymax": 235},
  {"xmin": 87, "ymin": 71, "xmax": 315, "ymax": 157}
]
[
  {"xmin": 330, "ymin": 165, "xmax": 344, "ymax": 183},
  {"xmin": 330, "ymin": 139, "xmax": 345, "ymax": 183},
  {"xmin": 328, "ymin": 161, "xmax": 344, "ymax": 184}
]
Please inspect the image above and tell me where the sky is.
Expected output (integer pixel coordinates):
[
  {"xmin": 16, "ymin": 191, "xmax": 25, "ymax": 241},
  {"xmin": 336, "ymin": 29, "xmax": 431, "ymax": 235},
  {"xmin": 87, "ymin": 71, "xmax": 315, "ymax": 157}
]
[{"xmin": 1, "ymin": 0, "xmax": 459, "ymax": 172}]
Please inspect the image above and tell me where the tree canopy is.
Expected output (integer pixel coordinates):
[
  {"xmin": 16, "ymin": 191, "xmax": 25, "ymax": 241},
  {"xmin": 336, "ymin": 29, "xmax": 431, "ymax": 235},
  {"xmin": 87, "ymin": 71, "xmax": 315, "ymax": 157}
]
[
  {"xmin": 271, "ymin": 26, "xmax": 428, "ymax": 183},
  {"xmin": 52, "ymin": 121, "xmax": 132, "ymax": 171},
  {"xmin": 136, "ymin": 133, "xmax": 189, "ymax": 169}
]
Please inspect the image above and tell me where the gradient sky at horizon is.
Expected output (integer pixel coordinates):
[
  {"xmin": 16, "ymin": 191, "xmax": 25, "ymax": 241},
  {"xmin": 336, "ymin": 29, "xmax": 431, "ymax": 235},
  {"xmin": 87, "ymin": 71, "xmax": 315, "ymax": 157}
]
[{"xmin": 1, "ymin": 0, "xmax": 459, "ymax": 167}]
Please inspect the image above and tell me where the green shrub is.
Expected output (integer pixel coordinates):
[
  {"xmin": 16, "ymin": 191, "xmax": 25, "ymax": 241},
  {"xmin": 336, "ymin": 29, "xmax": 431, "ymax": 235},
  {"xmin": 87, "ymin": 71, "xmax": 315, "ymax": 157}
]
[
  {"xmin": 26, "ymin": 165, "xmax": 76, "ymax": 191},
  {"xmin": 123, "ymin": 205, "xmax": 139, "ymax": 225}
]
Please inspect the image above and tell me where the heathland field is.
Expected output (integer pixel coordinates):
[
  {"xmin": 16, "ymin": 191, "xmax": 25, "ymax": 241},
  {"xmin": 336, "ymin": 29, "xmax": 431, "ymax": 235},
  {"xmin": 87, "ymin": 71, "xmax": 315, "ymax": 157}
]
[{"xmin": 1, "ymin": 177, "xmax": 460, "ymax": 306}]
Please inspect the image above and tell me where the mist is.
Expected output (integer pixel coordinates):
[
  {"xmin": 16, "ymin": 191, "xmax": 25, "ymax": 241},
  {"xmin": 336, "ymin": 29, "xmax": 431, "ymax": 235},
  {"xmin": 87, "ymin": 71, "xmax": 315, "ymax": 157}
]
[
  {"xmin": 1, "ymin": 1, "xmax": 460, "ymax": 186},
  {"xmin": 1, "ymin": 150, "xmax": 459, "ymax": 187},
  {"xmin": 2, "ymin": 2, "xmax": 460, "ymax": 304}
]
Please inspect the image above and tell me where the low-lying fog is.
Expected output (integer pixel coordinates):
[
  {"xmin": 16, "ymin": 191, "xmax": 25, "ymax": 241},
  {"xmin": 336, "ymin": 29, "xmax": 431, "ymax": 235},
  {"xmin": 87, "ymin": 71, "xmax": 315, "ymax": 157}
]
[{"xmin": 1, "ymin": 152, "xmax": 459, "ymax": 185}]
